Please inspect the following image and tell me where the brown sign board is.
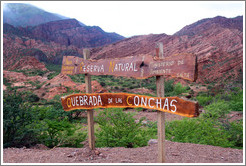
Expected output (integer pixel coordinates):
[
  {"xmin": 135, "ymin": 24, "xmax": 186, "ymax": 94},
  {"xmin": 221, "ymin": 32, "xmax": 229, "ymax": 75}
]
[
  {"xmin": 61, "ymin": 93, "xmax": 199, "ymax": 117},
  {"xmin": 61, "ymin": 54, "xmax": 198, "ymax": 82}
]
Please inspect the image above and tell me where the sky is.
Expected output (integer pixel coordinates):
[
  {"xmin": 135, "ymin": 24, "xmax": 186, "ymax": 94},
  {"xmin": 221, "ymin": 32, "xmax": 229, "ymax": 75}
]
[{"xmin": 3, "ymin": 1, "xmax": 246, "ymax": 37}]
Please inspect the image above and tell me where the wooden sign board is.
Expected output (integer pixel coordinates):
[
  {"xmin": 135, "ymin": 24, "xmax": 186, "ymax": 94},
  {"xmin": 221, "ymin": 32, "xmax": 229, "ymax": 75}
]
[
  {"xmin": 61, "ymin": 93, "xmax": 199, "ymax": 117},
  {"xmin": 61, "ymin": 54, "xmax": 197, "ymax": 82}
]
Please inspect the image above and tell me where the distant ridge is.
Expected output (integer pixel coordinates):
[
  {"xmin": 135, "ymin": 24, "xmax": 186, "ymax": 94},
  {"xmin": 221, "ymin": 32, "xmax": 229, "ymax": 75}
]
[
  {"xmin": 3, "ymin": 3, "xmax": 86, "ymax": 27},
  {"xmin": 174, "ymin": 16, "xmax": 243, "ymax": 36}
]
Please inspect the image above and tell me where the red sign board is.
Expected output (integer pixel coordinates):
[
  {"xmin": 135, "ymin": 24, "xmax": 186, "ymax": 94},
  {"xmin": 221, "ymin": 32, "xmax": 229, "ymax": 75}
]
[{"xmin": 61, "ymin": 93, "xmax": 199, "ymax": 117}]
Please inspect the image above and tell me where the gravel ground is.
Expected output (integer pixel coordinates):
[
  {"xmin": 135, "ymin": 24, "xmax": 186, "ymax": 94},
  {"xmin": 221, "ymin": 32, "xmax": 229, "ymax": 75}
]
[{"xmin": 3, "ymin": 141, "xmax": 243, "ymax": 163}]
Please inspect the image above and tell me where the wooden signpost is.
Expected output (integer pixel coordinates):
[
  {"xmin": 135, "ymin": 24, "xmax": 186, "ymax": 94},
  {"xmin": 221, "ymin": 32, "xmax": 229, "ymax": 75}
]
[
  {"xmin": 61, "ymin": 53, "xmax": 197, "ymax": 81},
  {"xmin": 61, "ymin": 93, "xmax": 199, "ymax": 117},
  {"xmin": 156, "ymin": 43, "xmax": 166, "ymax": 162},
  {"xmin": 60, "ymin": 43, "xmax": 199, "ymax": 163}
]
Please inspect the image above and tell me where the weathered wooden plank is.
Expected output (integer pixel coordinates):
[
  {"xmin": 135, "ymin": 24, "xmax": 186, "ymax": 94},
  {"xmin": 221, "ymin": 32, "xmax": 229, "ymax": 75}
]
[
  {"xmin": 83, "ymin": 49, "xmax": 95, "ymax": 150},
  {"xmin": 61, "ymin": 53, "xmax": 197, "ymax": 81},
  {"xmin": 60, "ymin": 93, "xmax": 199, "ymax": 118},
  {"xmin": 156, "ymin": 42, "xmax": 165, "ymax": 163}
]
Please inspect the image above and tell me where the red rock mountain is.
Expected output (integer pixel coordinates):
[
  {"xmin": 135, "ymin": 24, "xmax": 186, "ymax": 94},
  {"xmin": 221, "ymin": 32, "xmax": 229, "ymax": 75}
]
[
  {"xmin": 4, "ymin": 19, "xmax": 125, "ymax": 49},
  {"xmin": 3, "ymin": 16, "xmax": 243, "ymax": 85},
  {"xmin": 28, "ymin": 19, "xmax": 125, "ymax": 48},
  {"xmin": 91, "ymin": 16, "xmax": 243, "ymax": 84}
]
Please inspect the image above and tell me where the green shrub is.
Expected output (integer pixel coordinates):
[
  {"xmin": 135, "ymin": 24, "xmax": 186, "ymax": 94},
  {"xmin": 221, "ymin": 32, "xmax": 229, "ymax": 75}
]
[
  {"xmin": 45, "ymin": 64, "xmax": 61, "ymax": 72},
  {"xmin": 14, "ymin": 69, "xmax": 47, "ymax": 77},
  {"xmin": 3, "ymin": 92, "xmax": 39, "ymax": 147},
  {"xmin": 164, "ymin": 79, "xmax": 174, "ymax": 94},
  {"xmin": 202, "ymin": 100, "xmax": 231, "ymax": 119},
  {"xmin": 47, "ymin": 72, "xmax": 59, "ymax": 80},
  {"xmin": 95, "ymin": 108, "xmax": 155, "ymax": 148},
  {"xmin": 37, "ymin": 119, "xmax": 86, "ymax": 148},
  {"xmin": 228, "ymin": 90, "xmax": 243, "ymax": 111},
  {"xmin": 196, "ymin": 95, "xmax": 213, "ymax": 107},
  {"xmin": 173, "ymin": 82, "xmax": 189, "ymax": 95},
  {"xmin": 3, "ymin": 77, "xmax": 12, "ymax": 87},
  {"xmin": 165, "ymin": 81, "xmax": 189, "ymax": 97},
  {"xmin": 3, "ymin": 91, "xmax": 87, "ymax": 148},
  {"xmin": 225, "ymin": 120, "xmax": 243, "ymax": 148},
  {"xmin": 166, "ymin": 118, "xmax": 234, "ymax": 148},
  {"xmin": 166, "ymin": 90, "xmax": 243, "ymax": 149}
]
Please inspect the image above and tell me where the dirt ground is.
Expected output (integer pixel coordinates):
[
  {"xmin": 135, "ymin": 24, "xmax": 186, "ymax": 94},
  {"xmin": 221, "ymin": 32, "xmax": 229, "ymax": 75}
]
[
  {"xmin": 3, "ymin": 111, "xmax": 244, "ymax": 164},
  {"xmin": 3, "ymin": 141, "xmax": 243, "ymax": 163}
]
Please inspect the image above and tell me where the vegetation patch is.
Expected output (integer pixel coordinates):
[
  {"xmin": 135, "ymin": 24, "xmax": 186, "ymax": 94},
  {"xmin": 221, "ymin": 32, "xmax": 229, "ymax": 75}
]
[{"xmin": 95, "ymin": 108, "xmax": 156, "ymax": 148}]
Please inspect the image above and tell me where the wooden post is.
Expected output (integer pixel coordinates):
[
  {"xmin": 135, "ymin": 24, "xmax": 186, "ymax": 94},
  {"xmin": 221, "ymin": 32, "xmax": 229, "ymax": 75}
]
[
  {"xmin": 156, "ymin": 42, "xmax": 165, "ymax": 163},
  {"xmin": 83, "ymin": 49, "xmax": 95, "ymax": 150}
]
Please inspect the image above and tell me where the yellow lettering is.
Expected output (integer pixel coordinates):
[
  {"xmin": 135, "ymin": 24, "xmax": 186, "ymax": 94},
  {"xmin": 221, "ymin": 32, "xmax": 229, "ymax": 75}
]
[
  {"xmin": 80, "ymin": 62, "xmax": 84, "ymax": 71},
  {"xmin": 65, "ymin": 57, "xmax": 72, "ymax": 65},
  {"xmin": 109, "ymin": 61, "xmax": 115, "ymax": 72},
  {"xmin": 67, "ymin": 98, "xmax": 71, "ymax": 108},
  {"xmin": 126, "ymin": 96, "xmax": 132, "ymax": 106}
]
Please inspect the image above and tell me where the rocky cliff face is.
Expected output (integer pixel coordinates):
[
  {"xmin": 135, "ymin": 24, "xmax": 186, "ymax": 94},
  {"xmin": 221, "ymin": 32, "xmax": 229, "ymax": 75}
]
[
  {"xmin": 3, "ymin": 19, "xmax": 125, "ymax": 49},
  {"xmin": 91, "ymin": 16, "xmax": 243, "ymax": 84},
  {"xmin": 3, "ymin": 34, "xmax": 84, "ymax": 70},
  {"xmin": 30, "ymin": 19, "xmax": 125, "ymax": 48}
]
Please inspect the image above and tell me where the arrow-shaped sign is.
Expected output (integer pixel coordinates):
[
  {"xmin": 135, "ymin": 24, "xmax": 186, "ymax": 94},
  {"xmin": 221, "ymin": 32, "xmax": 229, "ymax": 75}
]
[
  {"xmin": 61, "ymin": 54, "xmax": 198, "ymax": 82},
  {"xmin": 61, "ymin": 93, "xmax": 199, "ymax": 117}
]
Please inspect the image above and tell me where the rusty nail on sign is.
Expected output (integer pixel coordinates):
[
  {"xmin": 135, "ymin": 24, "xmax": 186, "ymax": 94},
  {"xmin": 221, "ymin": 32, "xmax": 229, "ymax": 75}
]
[
  {"xmin": 61, "ymin": 93, "xmax": 199, "ymax": 118},
  {"xmin": 61, "ymin": 53, "xmax": 198, "ymax": 82}
]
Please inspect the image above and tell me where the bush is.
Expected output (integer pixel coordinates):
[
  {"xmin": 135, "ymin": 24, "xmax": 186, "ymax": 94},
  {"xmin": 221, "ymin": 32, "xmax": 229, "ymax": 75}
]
[
  {"xmin": 164, "ymin": 79, "xmax": 174, "ymax": 94},
  {"xmin": 196, "ymin": 95, "xmax": 213, "ymax": 107},
  {"xmin": 173, "ymin": 82, "xmax": 189, "ymax": 95},
  {"xmin": 165, "ymin": 92, "xmax": 243, "ymax": 149},
  {"xmin": 3, "ymin": 91, "xmax": 87, "ymax": 148},
  {"xmin": 37, "ymin": 119, "xmax": 86, "ymax": 148},
  {"xmin": 202, "ymin": 100, "xmax": 231, "ymax": 119},
  {"xmin": 165, "ymin": 81, "xmax": 189, "ymax": 97},
  {"xmin": 95, "ymin": 108, "xmax": 155, "ymax": 148},
  {"xmin": 166, "ymin": 118, "xmax": 234, "ymax": 148},
  {"xmin": 3, "ymin": 92, "xmax": 39, "ymax": 147},
  {"xmin": 47, "ymin": 72, "xmax": 59, "ymax": 80},
  {"xmin": 225, "ymin": 120, "xmax": 243, "ymax": 148},
  {"xmin": 228, "ymin": 90, "xmax": 243, "ymax": 111}
]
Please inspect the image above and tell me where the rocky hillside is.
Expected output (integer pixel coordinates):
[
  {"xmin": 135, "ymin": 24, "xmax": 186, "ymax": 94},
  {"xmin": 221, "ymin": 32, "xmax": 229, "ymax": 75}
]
[
  {"xmin": 3, "ymin": 18, "xmax": 125, "ymax": 48},
  {"xmin": 27, "ymin": 19, "xmax": 125, "ymax": 48},
  {"xmin": 91, "ymin": 16, "xmax": 243, "ymax": 84},
  {"xmin": 3, "ymin": 18, "xmax": 125, "ymax": 68},
  {"xmin": 3, "ymin": 33, "xmax": 84, "ymax": 70}
]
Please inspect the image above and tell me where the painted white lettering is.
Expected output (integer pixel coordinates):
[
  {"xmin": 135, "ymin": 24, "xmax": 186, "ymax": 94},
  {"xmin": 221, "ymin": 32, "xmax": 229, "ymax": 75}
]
[
  {"xmin": 93, "ymin": 96, "xmax": 97, "ymax": 106},
  {"xmin": 98, "ymin": 95, "xmax": 103, "ymax": 105},
  {"xmin": 84, "ymin": 95, "xmax": 88, "ymax": 105},
  {"xmin": 141, "ymin": 97, "xmax": 147, "ymax": 107},
  {"xmin": 114, "ymin": 64, "xmax": 118, "ymax": 71},
  {"xmin": 79, "ymin": 96, "xmax": 83, "ymax": 105},
  {"xmin": 170, "ymin": 99, "xmax": 177, "ymax": 112},
  {"xmin": 134, "ymin": 96, "xmax": 140, "ymax": 106},
  {"xmin": 156, "ymin": 99, "xmax": 162, "ymax": 109},
  {"xmin": 178, "ymin": 59, "xmax": 184, "ymax": 65},
  {"xmin": 76, "ymin": 96, "xmax": 79, "ymax": 106},
  {"xmin": 163, "ymin": 98, "xmax": 169, "ymax": 110},
  {"xmin": 125, "ymin": 63, "xmax": 129, "ymax": 71},
  {"xmin": 148, "ymin": 98, "xmax": 154, "ymax": 108},
  {"xmin": 71, "ymin": 97, "xmax": 75, "ymax": 106},
  {"xmin": 89, "ymin": 96, "xmax": 93, "ymax": 105},
  {"xmin": 134, "ymin": 63, "xmax": 138, "ymax": 71},
  {"xmin": 129, "ymin": 63, "xmax": 133, "ymax": 71}
]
